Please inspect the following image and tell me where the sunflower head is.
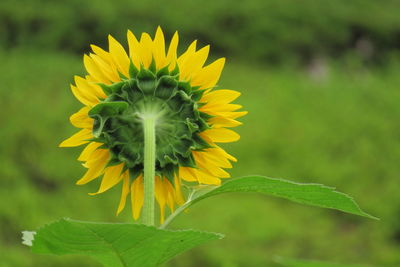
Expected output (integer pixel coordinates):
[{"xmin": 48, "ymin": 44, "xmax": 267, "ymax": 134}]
[
  {"xmin": 60, "ymin": 27, "xmax": 247, "ymax": 223},
  {"xmin": 90, "ymin": 62, "xmax": 212, "ymax": 182}
]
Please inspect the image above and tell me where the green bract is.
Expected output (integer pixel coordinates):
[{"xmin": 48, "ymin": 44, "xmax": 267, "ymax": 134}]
[{"xmin": 88, "ymin": 62, "xmax": 212, "ymax": 183}]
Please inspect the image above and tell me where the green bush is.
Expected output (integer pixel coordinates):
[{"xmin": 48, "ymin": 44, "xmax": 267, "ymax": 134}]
[{"xmin": 1, "ymin": 0, "xmax": 399, "ymax": 64}]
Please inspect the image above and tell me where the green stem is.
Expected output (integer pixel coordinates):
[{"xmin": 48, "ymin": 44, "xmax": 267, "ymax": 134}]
[{"xmin": 142, "ymin": 116, "xmax": 156, "ymax": 226}]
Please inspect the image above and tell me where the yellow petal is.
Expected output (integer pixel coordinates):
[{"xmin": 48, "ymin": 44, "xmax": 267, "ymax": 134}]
[
  {"xmin": 201, "ymin": 89, "xmax": 241, "ymax": 104},
  {"xmin": 164, "ymin": 180, "xmax": 176, "ymax": 213},
  {"xmin": 117, "ymin": 171, "xmax": 131, "ymax": 215},
  {"xmin": 213, "ymin": 145, "xmax": 237, "ymax": 162},
  {"xmin": 127, "ymin": 30, "xmax": 141, "ymax": 69},
  {"xmin": 59, "ymin": 129, "xmax": 92, "ymax": 147},
  {"xmin": 199, "ymin": 149, "xmax": 233, "ymax": 168},
  {"xmin": 191, "ymin": 58, "xmax": 225, "ymax": 89},
  {"xmin": 131, "ymin": 175, "xmax": 144, "ymax": 220},
  {"xmin": 193, "ymin": 152, "xmax": 230, "ymax": 178},
  {"xmin": 166, "ymin": 31, "xmax": 179, "ymax": 70},
  {"xmin": 70, "ymin": 107, "xmax": 93, "ymax": 129},
  {"xmin": 91, "ymin": 44, "xmax": 114, "ymax": 65},
  {"xmin": 179, "ymin": 167, "xmax": 198, "ymax": 182},
  {"xmin": 193, "ymin": 150, "xmax": 232, "ymax": 169},
  {"xmin": 83, "ymin": 148, "xmax": 109, "ymax": 166},
  {"xmin": 153, "ymin": 26, "xmax": 166, "ymax": 69},
  {"xmin": 83, "ymin": 54, "xmax": 110, "ymax": 84},
  {"xmin": 179, "ymin": 45, "xmax": 209, "ymax": 80},
  {"xmin": 201, "ymin": 128, "xmax": 240, "ymax": 143},
  {"xmin": 90, "ymin": 53, "xmax": 120, "ymax": 83},
  {"xmin": 155, "ymin": 177, "xmax": 166, "ymax": 224},
  {"xmin": 174, "ymin": 176, "xmax": 185, "ymax": 205},
  {"xmin": 70, "ymin": 84, "xmax": 97, "ymax": 107},
  {"xmin": 139, "ymin": 33, "xmax": 154, "ymax": 68},
  {"xmin": 208, "ymin": 116, "xmax": 242, "ymax": 128},
  {"xmin": 76, "ymin": 149, "xmax": 109, "ymax": 185},
  {"xmin": 208, "ymin": 111, "xmax": 248, "ymax": 120},
  {"xmin": 78, "ymin": 142, "xmax": 103, "ymax": 161},
  {"xmin": 200, "ymin": 103, "xmax": 243, "ymax": 113},
  {"xmin": 108, "ymin": 35, "xmax": 130, "ymax": 77},
  {"xmin": 193, "ymin": 169, "xmax": 221, "ymax": 185},
  {"xmin": 177, "ymin": 40, "xmax": 197, "ymax": 79},
  {"xmin": 90, "ymin": 163, "xmax": 124, "ymax": 195},
  {"xmin": 201, "ymin": 163, "xmax": 230, "ymax": 178},
  {"xmin": 225, "ymin": 111, "xmax": 248, "ymax": 119},
  {"xmin": 74, "ymin": 75, "xmax": 104, "ymax": 102}
]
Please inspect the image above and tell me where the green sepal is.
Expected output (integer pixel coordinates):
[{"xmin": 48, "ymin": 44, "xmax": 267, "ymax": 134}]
[
  {"xmin": 129, "ymin": 166, "xmax": 143, "ymax": 180},
  {"xmin": 148, "ymin": 58, "xmax": 157, "ymax": 74},
  {"xmin": 192, "ymin": 134, "xmax": 214, "ymax": 150},
  {"xmin": 98, "ymin": 83, "xmax": 112, "ymax": 95},
  {"xmin": 198, "ymin": 118, "xmax": 210, "ymax": 132},
  {"xmin": 191, "ymin": 89, "xmax": 206, "ymax": 102},
  {"xmin": 180, "ymin": 103, "xmax": 196, "ymax": 119},
  {"xmin": 163, "ymin": 164, "xmax": 177, "ymax": 183},
  {"xmin": 91, "ymin": 119, "xmax": 106, "ymax": 138},
  {"xmin": 98, "ymin": 82, "xmax": 125, "ymax": 96},
  {"xmin": 129, "ymin": 60, "xmax": 139, "ymax": 78},
  {"xmin": 176, "ymin": 153, "xmax": 196, "ymax": 167},
  {"xmin": 199, "ymin": 111, "xmax": 214, "ymax": 120},
  {"xmin": 178, "ymin": 81, "xmax": 192, "ymax": 94},
  {"xmin": 176, "ymin": 90, "xmax": 191, "ymax": 103},
  {"xmin": 137, "ymin": 68, "xmax": 156, "ymax": 95},
  {"xmin": 163, "ymin": 155, "xmax": 179, "ymax": 166},
  {"xmin": 191, "ymin": 86, "xmax": 201, "ymax": 91},
  {"xmin": 123, "ymin": 79, "xmax": 143, "ymax": 104},
  {"xmin": 89, "ymin": 101, "xmax": 129, "ymax": 118},
  {"xmin": 156, "ymin": 65, "xmax": 170, "ymax": 78},
  {"xmin": 185, "ymin": 118, "xmax": 199, "ymax": 133},
  {"xmin": 173, "ymin": 138, "xmax": 193, "ymax": 157},
  {"xmin": 88, "ymin": 136, "xmax": 108, "ymax": 145},
  {"xmin": 117, "ymin": 70, "xmax": 129, "ymax": 80},
  {"xmin": 89, "ymin": 101, "xmax": 129, "ymax": 137},
  {"xmin": 106, "ymin": 155, "xmax": 122, "ymax": 167},
  {"xmin": 155, "ymin": 76, "xmax": 178, "ymax": 99},
  {"xmin": 170, "ymin": 64, "xmax": 180, "ymax": 76}
]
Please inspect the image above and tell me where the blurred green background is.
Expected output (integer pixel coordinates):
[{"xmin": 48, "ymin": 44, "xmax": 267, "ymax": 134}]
[{"xmin": 1, "ymin": 0, "xmax": 400, "ymax": 266}]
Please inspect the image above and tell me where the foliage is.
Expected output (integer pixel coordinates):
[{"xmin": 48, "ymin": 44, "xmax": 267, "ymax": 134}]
[
  {"xmin": 1, "ymin": 0, "xmax": 399, "ymax": 64},
  {"xmin": 275, "ymin": 257, "xmax": 369, "ymax": 267}
]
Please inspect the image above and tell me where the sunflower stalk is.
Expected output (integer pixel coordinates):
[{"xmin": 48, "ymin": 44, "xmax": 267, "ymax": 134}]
[{"xmin": 142, "ymin": 115, "xmax": 156, "ymax": 226}]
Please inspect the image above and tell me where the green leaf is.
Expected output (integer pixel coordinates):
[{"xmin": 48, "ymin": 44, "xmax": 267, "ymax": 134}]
[
  {"xmin": 26, "ymin": 218, "xmax": 223, "ymax": 267},
  {"xmin": 275, "ymin": 257, "xmax": 371, "ymax": 267},
  {"xmin": 193, "ymin": 176, "xmax": 376, "ymax": 218},
  {"xmin": 162, "ymin": 175, "xmax": 377, "ymax": 228}
]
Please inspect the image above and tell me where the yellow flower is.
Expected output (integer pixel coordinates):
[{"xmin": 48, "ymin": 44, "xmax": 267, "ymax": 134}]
[{"xmin": 60, "ymin": 27, "xmax": 247, "ymax": 223}]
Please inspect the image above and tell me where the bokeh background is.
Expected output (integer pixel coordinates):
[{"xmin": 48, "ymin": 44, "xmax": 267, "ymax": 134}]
[{"xmin": 1, "ymin": 0, "xmax": 400, "ymax": 266}]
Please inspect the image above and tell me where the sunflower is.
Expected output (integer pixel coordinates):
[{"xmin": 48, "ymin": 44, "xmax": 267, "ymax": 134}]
[{"xmin": 60, "ymin": 27, "xmax": 246, "ymax": 223}]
